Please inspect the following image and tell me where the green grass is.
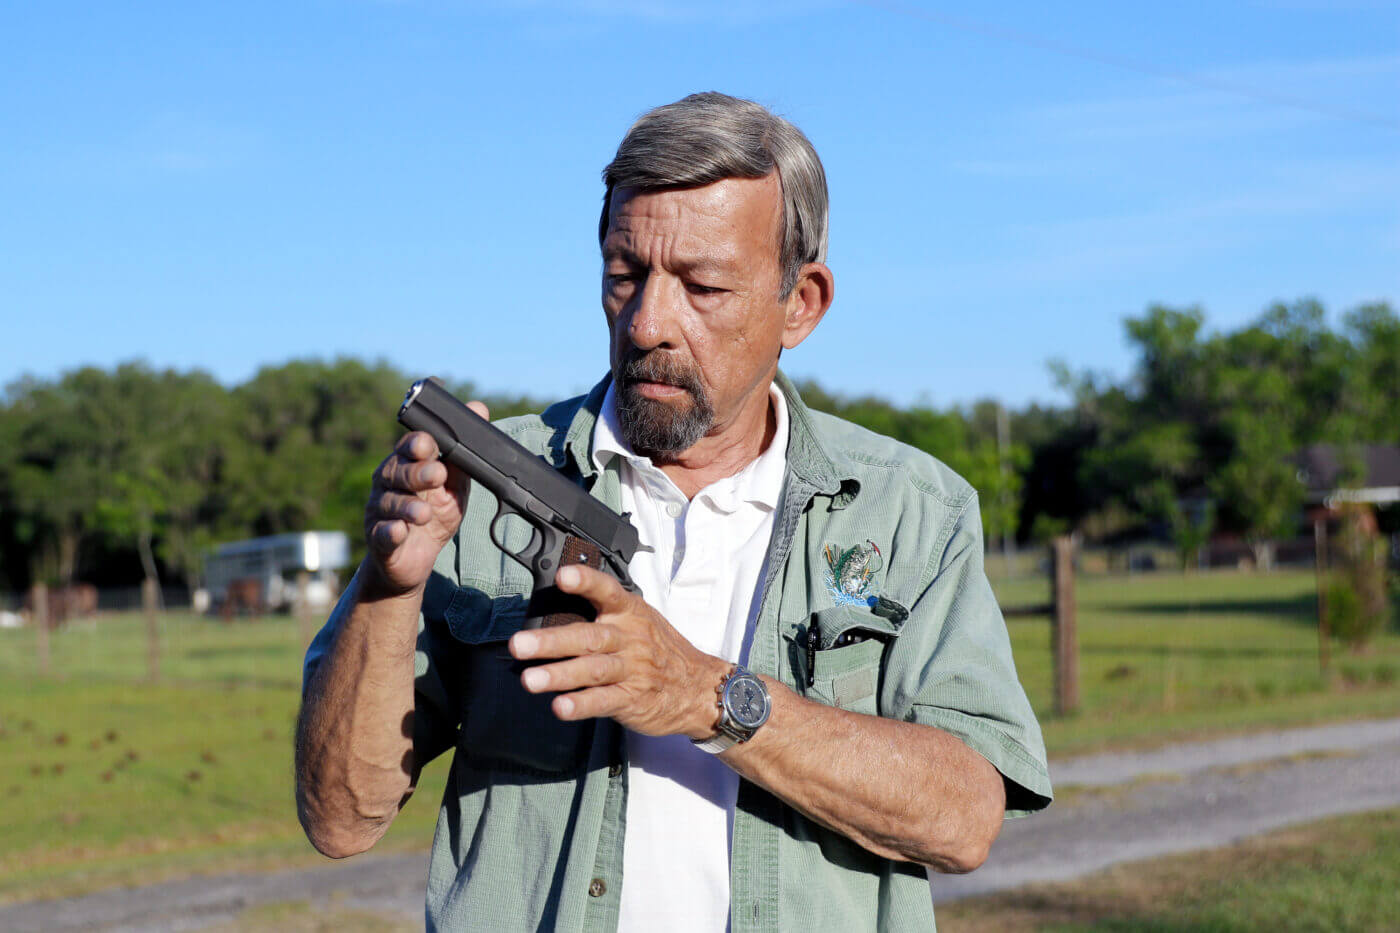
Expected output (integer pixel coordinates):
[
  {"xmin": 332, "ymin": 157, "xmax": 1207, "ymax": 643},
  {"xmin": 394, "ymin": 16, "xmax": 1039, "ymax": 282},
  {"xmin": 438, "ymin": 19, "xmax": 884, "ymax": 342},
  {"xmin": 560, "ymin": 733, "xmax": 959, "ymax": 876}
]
[
  {"xmin": 0, "ymin": 612, "xmax": 449, "ymax": 904},
  {"xmin": 939, "ymin": 807, "xmax": 1400, "ymax": 932},
  {"xmin": 1, "ymin": 570, "xmax": 1398, "ymax": 900},
  {"xmin": 992, "ymin": 569, "xmax": 1400, "ymax": 755}
]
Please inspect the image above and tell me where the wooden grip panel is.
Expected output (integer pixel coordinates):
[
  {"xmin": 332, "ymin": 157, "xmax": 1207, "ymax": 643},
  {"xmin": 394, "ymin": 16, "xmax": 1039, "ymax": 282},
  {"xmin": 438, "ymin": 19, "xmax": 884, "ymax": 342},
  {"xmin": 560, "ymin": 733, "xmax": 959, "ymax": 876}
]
[{"xmin": 528, "ymin": 535, "xmax": 607, "ymax": 628}]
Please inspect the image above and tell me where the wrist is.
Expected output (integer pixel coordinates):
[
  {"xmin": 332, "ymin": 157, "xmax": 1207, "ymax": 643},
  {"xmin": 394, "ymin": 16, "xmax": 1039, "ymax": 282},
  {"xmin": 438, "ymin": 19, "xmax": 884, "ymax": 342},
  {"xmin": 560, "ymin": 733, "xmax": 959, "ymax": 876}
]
[
  {"xmin": 687, "ymin": 656, "xmax": 735, "ymax": 741},
  {"xmin": 350, "ymin": 562, "xmax": 426, "ymax": 656},
  {"xmin": 358, "ymin": 558, "xmax": 427, "ymax": 604},
  {"xmin": 690, "ymin": 664, "xmax": 773, "ymax": 754}
]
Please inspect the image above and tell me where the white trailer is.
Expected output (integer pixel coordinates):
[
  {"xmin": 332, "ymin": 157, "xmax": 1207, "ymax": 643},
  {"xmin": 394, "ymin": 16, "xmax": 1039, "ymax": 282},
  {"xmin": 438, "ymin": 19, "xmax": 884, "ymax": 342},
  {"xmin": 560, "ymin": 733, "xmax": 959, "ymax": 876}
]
[{"xmin": 204, "ymin": 531, "xmax": 350, "ymax": 614}]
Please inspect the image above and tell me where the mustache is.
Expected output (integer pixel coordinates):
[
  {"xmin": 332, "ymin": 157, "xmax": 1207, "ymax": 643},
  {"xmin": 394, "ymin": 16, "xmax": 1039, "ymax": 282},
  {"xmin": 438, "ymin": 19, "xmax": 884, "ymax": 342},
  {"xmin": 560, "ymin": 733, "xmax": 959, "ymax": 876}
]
[{"xmin": 619, "ymin": 352, "xmax": 704, "ymax": 397}]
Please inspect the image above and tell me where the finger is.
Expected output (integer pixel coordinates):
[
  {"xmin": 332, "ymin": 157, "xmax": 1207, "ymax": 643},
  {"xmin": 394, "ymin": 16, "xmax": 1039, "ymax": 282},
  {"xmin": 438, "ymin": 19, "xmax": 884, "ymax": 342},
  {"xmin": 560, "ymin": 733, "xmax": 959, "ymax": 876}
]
[
  {"xmin": 371, "ymin": 490, "xmax": 432, "ymax": 525},
  {"xmin": 520, "ymin": 653, "xmax": 624, "ymax": 694},
  {"xmin": 394, "ymin": 430, "xmax": 442, "ymax": 462},
  {"xmin": 510, "ymin": 621, "xmax": 620, "ymax": 661},
  {"xmin": 466, "ymin": 400, "xmax": 490, "ymax": 421},
  {"xmin": 554, "ymin": 564, "xmax": 633, "ymax": 616},
  {"xmin": 367, "ymin": 519, "xmax": 408, "ymax": 555},
  {"xmin": 378, "ymin": 454, "xmax": 449, "ymax": 493},
  {"xmin": 552, "ymin": 684, "xmax": 630, "ymax": 721}
]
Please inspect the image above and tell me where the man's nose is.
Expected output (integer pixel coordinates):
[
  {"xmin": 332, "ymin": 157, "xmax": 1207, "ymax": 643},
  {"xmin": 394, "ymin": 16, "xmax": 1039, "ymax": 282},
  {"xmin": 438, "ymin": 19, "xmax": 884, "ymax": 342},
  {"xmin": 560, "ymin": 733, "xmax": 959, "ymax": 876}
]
[{"xmin": 627, "ymin": 275, "xmax": 681, "ymax": 350}]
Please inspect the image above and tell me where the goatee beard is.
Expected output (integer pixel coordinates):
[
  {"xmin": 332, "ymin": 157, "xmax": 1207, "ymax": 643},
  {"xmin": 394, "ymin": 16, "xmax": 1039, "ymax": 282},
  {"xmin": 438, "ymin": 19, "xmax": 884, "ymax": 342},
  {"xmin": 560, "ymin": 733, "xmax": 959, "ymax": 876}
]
[{"xmin": 614, "ymin": 351, "xmax": 714, "ymax": 458}]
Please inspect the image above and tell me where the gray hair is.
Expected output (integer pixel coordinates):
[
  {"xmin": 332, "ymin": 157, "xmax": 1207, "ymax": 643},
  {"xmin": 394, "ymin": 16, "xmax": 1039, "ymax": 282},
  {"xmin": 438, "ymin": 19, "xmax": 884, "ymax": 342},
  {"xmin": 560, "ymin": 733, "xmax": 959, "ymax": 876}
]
[{"xmin": 599, "ymin": 92, "xmax": 829, "ymax": 298}]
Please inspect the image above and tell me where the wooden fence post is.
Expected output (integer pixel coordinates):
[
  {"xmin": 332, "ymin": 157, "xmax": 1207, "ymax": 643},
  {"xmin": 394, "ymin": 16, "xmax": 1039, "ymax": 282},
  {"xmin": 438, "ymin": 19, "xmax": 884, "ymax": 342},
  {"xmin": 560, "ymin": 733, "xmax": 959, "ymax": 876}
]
[
  {"xmin": 143, "ymin": 578, "xmax": 160, "ymax": 683},
  {"xmin": 1051, "ymin": 535, "xmax": 1079, "ymax": 716},
  {"xmin": 32, "ymin": 583, "xmax": 50, "ymax": 676},
  {"xmin": 295, "ymin": 571, "xmax": 313, "ymax": 650},
  {"xmin": 1313, "ymin": 517, "xmax": 1331, "ymax": 673}
]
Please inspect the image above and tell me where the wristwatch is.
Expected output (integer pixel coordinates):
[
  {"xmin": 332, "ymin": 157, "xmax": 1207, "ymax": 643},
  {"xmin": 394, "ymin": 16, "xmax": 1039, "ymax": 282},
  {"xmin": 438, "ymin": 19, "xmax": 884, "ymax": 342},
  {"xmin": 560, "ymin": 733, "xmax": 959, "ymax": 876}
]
[{"xmin": 692, "ymin": 665, "xmax": 771, "ymax": 754}]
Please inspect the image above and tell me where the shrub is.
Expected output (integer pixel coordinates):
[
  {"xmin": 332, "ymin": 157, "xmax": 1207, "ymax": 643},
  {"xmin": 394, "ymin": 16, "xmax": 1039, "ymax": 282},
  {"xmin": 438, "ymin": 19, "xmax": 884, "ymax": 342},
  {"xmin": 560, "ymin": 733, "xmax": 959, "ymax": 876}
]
[
  {"xmin": 1325, "ymin": 505, "xmax": 1392, "ymax": 651},
  {"xmin": 1338, "ymin": 662, "xmax": 1368, "ymax": 686}
]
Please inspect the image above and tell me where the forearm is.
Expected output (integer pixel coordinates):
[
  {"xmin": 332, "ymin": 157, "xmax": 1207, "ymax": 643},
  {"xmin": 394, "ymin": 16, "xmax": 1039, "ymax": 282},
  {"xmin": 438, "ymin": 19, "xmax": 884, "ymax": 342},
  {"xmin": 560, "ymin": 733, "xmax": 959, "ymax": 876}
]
[
  {"xmin": 720, "ymin": 676, "xmax": 1006, "ymax": 873},
  {"xmin": 295, "ymin": 563, "xmax": 423, "ymax": 858}
]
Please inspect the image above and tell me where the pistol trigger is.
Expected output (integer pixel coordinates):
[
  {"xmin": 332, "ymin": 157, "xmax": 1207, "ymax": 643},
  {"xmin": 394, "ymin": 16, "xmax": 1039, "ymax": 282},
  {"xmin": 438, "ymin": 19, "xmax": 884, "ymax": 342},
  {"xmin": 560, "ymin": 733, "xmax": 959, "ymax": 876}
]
[{"xmin": 526, "ymin": 525, "xmax": 567, "ymax": 579}]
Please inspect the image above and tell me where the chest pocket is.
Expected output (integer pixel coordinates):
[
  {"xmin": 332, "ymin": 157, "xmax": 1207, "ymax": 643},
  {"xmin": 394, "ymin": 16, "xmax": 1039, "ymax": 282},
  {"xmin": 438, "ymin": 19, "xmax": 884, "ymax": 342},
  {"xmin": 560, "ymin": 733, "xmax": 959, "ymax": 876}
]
[
  {"xmin": 784, "ymin": 603, "xmax": 905, "ymax": 717},
  {"xmin": 445, "ymin": 587, "xmax": 590, "ymax": 774}
]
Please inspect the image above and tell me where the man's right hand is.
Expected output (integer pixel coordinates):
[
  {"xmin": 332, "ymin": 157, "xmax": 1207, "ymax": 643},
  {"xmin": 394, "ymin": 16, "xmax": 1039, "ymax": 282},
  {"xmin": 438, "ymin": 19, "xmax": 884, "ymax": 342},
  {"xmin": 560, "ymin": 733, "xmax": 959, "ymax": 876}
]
[{"xmin": 363, "ymin": 401, "xmax": 489, "ymax": 595}]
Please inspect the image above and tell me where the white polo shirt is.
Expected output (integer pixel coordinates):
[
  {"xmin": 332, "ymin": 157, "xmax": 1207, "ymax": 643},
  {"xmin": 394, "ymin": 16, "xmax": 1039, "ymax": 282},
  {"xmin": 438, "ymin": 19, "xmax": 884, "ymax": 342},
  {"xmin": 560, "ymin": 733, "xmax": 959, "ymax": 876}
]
[{"xmin": 591, "ymin": 381, "xmax": 789, "ymax": 933}]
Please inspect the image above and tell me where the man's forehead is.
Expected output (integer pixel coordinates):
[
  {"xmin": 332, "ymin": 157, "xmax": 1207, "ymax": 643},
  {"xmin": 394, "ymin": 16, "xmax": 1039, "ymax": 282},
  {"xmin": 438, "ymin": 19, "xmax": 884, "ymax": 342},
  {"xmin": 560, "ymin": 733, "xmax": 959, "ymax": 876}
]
[{"xmin": 603, "ymin": 175, "xmax": 783, "ymax": 259}]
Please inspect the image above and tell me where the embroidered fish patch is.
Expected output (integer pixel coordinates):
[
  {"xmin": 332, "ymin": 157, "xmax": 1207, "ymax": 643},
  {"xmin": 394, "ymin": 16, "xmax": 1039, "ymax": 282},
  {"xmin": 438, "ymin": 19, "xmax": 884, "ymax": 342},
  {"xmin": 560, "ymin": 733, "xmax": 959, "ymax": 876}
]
[{"xmin": 823, "ymin": 540, "xmax": 884, "ymax": 607}]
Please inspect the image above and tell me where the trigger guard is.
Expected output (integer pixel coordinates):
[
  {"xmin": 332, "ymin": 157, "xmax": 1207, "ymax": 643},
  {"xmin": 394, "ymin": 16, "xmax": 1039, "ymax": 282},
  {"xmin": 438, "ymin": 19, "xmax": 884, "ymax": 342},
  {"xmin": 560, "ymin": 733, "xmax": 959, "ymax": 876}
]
[{"xmin": 489, "ymin": 501, "xmax": 543, "ymax": 572}]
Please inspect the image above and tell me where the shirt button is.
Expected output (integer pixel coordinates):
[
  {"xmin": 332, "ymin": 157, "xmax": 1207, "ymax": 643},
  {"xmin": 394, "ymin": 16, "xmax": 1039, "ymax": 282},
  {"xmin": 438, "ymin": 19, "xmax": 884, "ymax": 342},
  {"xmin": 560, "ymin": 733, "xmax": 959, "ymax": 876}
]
[{"xmin": 589, "ymin": 878, "xmax": 607, "ymax": 897}]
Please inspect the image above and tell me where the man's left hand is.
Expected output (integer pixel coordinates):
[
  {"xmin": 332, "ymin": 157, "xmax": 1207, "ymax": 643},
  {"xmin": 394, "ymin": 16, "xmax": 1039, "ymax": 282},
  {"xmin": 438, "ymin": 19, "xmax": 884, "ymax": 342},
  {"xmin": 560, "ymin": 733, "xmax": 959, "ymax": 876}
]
[{"xmin": 508, "ymin": 565, "xmax": 729, "ymax": 740}]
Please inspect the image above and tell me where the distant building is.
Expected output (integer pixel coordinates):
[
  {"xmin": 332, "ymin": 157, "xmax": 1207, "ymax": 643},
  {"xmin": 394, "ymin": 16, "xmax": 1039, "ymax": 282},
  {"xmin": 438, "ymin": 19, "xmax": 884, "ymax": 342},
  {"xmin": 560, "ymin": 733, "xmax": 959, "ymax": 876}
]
[
  {"xmin": 1295, "ymin": 444, "xmax": 1400, "ymax": 507},
  {"xmin": 204, "ymin": 531, "xmax": 350, "ymax": 614}
]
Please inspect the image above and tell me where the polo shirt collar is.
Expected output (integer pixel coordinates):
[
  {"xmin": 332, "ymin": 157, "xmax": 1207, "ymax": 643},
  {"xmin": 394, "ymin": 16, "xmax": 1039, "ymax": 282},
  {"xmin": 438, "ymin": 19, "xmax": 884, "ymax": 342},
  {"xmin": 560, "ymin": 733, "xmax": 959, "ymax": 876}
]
[
  {"xmin": 558, "ymin": 370, "xmax": 860, "ymax": 507},
  {"xmin": 590, "ymin": 381, "xmax": 789, "ymax": 514}
]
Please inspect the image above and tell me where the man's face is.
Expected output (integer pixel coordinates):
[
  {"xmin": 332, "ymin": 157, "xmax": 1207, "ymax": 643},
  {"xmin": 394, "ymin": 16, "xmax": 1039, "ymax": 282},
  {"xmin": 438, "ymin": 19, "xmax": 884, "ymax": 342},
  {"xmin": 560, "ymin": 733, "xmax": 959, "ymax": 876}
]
[{"xmin": 601, "ymin": 174, "xmax": 789, "ymax": 459}]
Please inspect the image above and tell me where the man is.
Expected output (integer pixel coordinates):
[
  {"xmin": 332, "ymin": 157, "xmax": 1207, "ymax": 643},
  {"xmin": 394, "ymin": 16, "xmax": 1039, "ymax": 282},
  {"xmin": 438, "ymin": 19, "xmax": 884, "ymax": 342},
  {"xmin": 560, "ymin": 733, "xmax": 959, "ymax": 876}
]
[{"xmin": 297, "ymin": 92, "xmax": 1050, "ymax": 931}]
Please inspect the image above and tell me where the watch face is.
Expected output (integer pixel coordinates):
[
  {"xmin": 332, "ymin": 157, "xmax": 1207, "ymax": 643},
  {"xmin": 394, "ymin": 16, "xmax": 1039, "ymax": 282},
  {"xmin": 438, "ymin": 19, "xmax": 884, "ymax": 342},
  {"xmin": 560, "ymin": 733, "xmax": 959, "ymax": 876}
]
[{"xmin": 725, "ymin": 674, "xmax": 770, "ymax": 730}]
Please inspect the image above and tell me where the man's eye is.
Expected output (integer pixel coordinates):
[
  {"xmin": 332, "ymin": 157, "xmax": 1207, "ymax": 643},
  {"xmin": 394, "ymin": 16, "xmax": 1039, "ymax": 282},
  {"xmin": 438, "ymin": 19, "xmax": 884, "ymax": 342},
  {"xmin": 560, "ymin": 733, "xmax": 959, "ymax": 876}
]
[{"xmin": 686, "ymin": 283, "xmax": 725, "ymax": 296}]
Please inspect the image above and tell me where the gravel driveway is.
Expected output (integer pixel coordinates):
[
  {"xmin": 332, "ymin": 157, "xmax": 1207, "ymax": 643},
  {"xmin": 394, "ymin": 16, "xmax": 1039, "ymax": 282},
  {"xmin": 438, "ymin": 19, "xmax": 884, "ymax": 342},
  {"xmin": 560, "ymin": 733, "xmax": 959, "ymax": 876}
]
[
  {"xmin": 5, "ymin": 717, "xmax": 1400, "ymax": 931},
  {"xmin": 932, "ymin": 718, "xmax": 1400, "ymax": 902}
]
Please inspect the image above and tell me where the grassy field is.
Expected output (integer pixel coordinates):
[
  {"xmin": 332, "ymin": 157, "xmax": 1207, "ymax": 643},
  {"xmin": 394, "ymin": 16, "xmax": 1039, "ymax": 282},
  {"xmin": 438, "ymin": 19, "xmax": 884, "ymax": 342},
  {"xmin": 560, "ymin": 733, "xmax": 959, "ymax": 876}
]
[
  {"xmin": 0, "ymin": 614, "xmax": 451, "ymax": 904},
  {"xmin": 991, "ymin": 569, "xmax": 1400, "ymax": 755},
  {"xmin": 939, "ymin": 807, "xmax": 1400, "ymax": 932},
  {"xmin": 1, "ymin": 568, "xmax": 1397, "ymax": 902}
]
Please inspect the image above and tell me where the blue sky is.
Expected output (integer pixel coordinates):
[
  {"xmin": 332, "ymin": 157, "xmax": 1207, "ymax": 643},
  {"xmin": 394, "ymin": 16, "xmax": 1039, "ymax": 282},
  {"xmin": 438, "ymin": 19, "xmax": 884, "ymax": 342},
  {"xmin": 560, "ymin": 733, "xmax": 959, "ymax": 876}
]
[{"xmin": 3, "ymin": 0, "xmax": 1397, "ymax": 407}]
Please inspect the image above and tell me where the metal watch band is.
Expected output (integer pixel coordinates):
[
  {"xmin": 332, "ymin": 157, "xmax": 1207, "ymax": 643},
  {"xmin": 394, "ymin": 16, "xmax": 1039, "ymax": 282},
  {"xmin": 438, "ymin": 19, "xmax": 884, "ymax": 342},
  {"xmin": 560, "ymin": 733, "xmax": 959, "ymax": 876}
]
[{"xmin": 693, "ymin": 729, "xmax": 742, "ymax": 754}]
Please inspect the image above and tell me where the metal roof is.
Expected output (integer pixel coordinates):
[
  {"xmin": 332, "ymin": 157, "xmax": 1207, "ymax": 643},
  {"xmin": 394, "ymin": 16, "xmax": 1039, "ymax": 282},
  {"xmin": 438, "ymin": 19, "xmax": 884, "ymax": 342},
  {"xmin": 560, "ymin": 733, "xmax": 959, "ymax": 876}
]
[{"xmin": 1295, "ymin": 444, "xmax": 1400, "ymax": 505}]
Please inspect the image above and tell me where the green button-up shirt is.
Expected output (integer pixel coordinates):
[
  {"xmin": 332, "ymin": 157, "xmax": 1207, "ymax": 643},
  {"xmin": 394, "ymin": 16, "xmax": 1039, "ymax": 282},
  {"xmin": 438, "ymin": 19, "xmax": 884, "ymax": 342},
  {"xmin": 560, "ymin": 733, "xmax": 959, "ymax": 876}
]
[{"xmin": 306, "ymin": 372, "xmax": 1051, "ymax": 932}]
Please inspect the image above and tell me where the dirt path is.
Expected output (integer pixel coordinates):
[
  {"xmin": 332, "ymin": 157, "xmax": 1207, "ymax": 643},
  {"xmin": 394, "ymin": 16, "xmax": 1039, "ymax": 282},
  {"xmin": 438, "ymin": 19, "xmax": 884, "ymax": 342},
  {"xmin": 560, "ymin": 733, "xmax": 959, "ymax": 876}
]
[
  {"xmin": 5, "ymin": 717, "xmax": 1399, "ymax": 930},
  {"xmin": 0, "ymin": 852, "xmax": 429, "ymax": 933},
  {"xmin": 1048, "ymin": 717, "xmax": 1400, "ymax": 787},
  {"xmin": 932, "ymin": 723, "xmax": 1400, "ymax": 902}
]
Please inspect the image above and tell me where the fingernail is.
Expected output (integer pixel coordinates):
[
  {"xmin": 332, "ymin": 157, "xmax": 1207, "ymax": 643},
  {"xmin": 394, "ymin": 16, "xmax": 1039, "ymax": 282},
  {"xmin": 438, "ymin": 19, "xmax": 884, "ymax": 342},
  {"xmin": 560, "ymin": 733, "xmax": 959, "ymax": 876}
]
[
  {"xmin": 522, "ymin": 667, "xmax": 547, "ymax": 691},
  {"xmin": 558, "ymin": 566, "xmax": 580, "ymax": 587},
  {"xmin": 513, "ymin": 632, "xmax": 537, "ymax": 659},
  {"xmin": 555, "ymin": 696, "xmax": 574, "ymax": 717}
]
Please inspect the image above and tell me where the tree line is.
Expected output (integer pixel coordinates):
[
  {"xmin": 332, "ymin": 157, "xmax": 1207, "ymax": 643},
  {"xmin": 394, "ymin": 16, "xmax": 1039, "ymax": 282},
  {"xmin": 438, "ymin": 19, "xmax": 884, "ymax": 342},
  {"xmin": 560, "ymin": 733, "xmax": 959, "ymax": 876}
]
[
  {"xmin": 1024, "ymin": 298, "xmax": 1399, "ymax": 569},
  {"xmin": 0, "ymin": 360, "xmax": 544, "ymax": 594},
  {"xmin": 1, "ymin": 297, "xmax": 1395, "ymax": 594}
]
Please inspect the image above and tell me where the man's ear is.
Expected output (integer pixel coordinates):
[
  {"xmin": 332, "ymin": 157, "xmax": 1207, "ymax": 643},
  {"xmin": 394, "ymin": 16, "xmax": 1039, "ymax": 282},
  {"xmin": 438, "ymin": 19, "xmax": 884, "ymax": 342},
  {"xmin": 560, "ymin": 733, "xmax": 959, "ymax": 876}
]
[{"xmin": 781, "ymin": 262, "xmax": 835, "ymax": 350}]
